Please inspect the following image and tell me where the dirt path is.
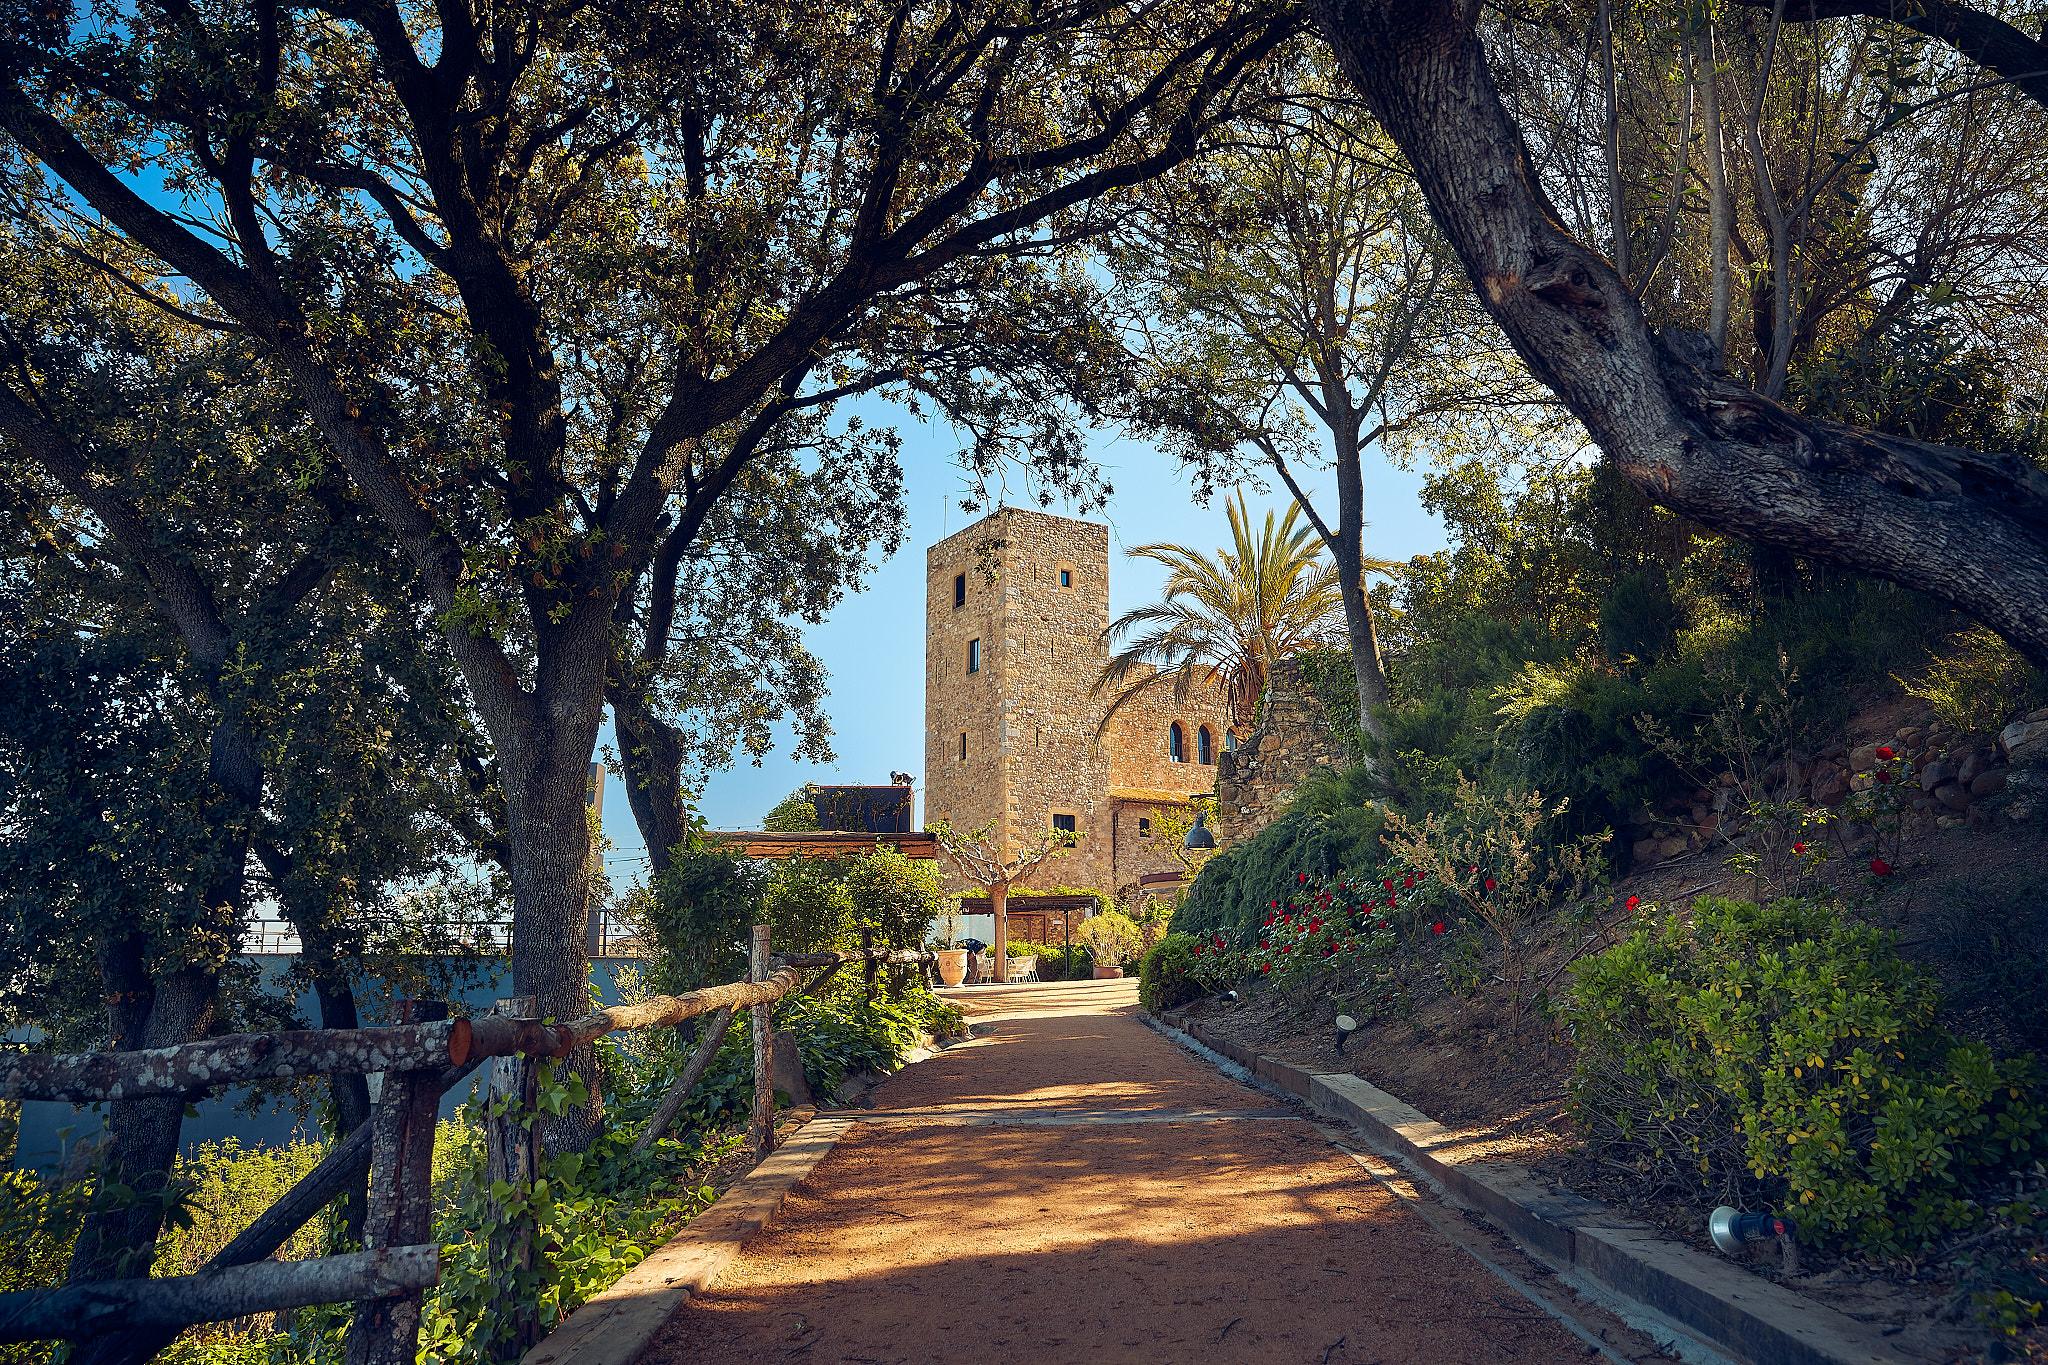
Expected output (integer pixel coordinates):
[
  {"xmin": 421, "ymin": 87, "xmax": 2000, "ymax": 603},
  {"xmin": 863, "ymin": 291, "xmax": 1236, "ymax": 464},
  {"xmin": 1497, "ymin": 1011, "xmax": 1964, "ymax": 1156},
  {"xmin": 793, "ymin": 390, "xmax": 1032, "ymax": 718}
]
[{"xmin": 642, "ymin": 980, "xmax": 1662, "ymax": 1364}]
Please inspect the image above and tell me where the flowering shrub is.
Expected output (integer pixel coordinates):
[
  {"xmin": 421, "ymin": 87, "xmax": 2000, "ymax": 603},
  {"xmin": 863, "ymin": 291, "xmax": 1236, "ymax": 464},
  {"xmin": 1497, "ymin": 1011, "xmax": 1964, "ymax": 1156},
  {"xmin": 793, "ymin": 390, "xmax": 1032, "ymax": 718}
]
[
  {"xmin": 1565, "ymin": 896, "xmax": 2044, "ymax": 1255},
  {"xmin": 1380, "ymin": 775, "xmax": 1606, "ymax": 1019}
]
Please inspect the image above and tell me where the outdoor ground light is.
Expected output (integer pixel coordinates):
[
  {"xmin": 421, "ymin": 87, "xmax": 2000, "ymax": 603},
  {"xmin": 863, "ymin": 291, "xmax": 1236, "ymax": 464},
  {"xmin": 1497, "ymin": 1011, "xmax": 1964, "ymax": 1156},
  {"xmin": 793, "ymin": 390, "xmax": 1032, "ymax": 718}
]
[
  {"xmin": 1333, "ymin": 1013, "xmax": 1359, "ymax": 1053},
  {"xmin": 1708, "ymin": 1206, "xmax": 1787, "ymax": 1256}
]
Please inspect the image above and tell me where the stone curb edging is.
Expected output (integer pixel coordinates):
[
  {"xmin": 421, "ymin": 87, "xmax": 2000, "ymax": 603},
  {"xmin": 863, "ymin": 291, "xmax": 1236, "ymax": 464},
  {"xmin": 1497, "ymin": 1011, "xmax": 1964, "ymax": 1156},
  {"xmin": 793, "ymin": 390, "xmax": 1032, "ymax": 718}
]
[
  {"xmin": 522, "ymin": 1033, "xmax": 958, "ymax": 1365},
  {"xmin": 520, "ymin": 1115, "xmax": 850, "ymax": 1365},
  {"xmin": 1154, "ymin": 1014, "xmax": 1922, "ymax": 1365}
]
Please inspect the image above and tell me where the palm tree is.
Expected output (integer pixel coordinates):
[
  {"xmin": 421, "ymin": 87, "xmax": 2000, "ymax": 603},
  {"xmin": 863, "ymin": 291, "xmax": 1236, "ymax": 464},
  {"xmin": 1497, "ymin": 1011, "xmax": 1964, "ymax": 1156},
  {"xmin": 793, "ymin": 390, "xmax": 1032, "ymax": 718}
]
[{"xmin": 1096, "ymin": 495, "xmax": 1387, "ymax": 732}]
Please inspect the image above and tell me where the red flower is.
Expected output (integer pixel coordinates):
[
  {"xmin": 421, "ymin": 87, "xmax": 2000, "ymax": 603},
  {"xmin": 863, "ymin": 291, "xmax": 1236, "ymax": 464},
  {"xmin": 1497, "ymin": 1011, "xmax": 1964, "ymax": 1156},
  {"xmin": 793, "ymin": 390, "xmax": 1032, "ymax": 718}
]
[
  {"xmin": 1192, "ymin": 944, "xmax": 1204, "ymax": 955},
  {"xmin": 1281, "ymin": 944, "xmax": 1292, "ymax": 954},
  {"xmin": 1484, "ymin": 877, "xmax": 1497, "ymax": 892},
  {"xmin": 1625, "ymin": 895, "xmax": 1640, "ymax": 911},
  {"xmin": 1383, "ymin": 878, "xmax": 1395, "ymax": 892},
  {"xmin": 1214, "ymin": 935, "xmax": 1225, "ymax": 950},
  {"xmin": 1870, "ymin": 857, "xmax": 1893, "ymax": 877},
  {"xmin": 1876, "ymin": 770, "xmax": 1894, "ymax": 785},
  {"xmin": 1402, "ymin": 875, "xmax": 1415, "ymax": 889},
  {"xmin": 1792, "ymin": 842, "xmax": 1808, "ymax": 855},
  {"xmin": 1468, "ymin": 865, "xmax": 1479, "ymax": 875},
  {"xmin": 1297, "ymin": 872, "xmax": 1308, "ymax": 884},
  {"xmin": 1260, "ymin": 963, "xmax": 1271, "ymax": 974},
  {"xmin": 1269, "ymin": 900, "xmax": 1279, "ymax": 908},
  {"xmin": 1258, "ymin": 939, "xmax": 1269, "ymax": 950},
  {"xmin": 1875, "ymin": 745, "xmax": 1895, "ymax": 761},
  {"xmin": 1308, "ymin": 917, "xmax": 1323, "ymax": 934},
  {"xmin": 1431, "ymin": 921, "xmax": 1446, "ymax": 935}
]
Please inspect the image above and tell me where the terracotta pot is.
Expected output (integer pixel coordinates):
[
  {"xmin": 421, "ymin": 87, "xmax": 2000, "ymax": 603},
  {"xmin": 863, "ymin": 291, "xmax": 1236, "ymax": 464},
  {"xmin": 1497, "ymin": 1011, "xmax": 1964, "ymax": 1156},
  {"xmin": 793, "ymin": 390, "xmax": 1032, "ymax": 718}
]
[
  {"xmin": 1092, "ymin": 965, "xmax": 1124, "ymax": 980},
  {"xmin": 935, "ymin": 948, "xmax": 969, "ymax": 987}
]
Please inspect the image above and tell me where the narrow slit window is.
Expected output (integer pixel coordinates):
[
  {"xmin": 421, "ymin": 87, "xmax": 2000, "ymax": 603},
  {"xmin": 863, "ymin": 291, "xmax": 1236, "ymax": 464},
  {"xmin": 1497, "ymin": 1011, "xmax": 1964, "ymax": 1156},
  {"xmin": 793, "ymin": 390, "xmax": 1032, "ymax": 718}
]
[
  {"xmin": 967, "ymin": 638, "xmax": 981, "ymax": 674},
  {"xmin": 959, "ymin": 732, "xmax": 968, "ymax": 761},
  {"xmin": 954, "ymin": 572, "xmax": 966, "ymax": 607}
]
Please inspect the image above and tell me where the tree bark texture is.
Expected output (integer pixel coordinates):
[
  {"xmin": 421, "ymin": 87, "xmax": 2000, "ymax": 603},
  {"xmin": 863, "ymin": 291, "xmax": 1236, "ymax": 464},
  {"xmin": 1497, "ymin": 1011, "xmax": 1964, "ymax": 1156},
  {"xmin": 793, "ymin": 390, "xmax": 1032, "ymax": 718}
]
[
  {"xmin": 1310, "ymin": 0, "xmax": 2048, "ymax": 666},
  {"xmin": 2, "ymin": 1021, "xmax": 470, "ymax": 1103},
  {"xmin": 482, "ymin": 998, "xmax": 541, "ymax": 1363},
  {"xmin": 748, "ymin": 926, "xmax": 776, "ymax": 1156},
  {"xmin": 0, "ymin": 1246, "xmax": 440, "ymax": 1344},
  {"xmin": 499, "ymin": 724, "xmax": 606, "ymax": 1151},
  {"xmin": 606, "ymin": 681, "xmax": 690, "ymax": 880},
  {"xmin": 346, "ymin": 1049, "xmax": 440, "ymax": 1365}
]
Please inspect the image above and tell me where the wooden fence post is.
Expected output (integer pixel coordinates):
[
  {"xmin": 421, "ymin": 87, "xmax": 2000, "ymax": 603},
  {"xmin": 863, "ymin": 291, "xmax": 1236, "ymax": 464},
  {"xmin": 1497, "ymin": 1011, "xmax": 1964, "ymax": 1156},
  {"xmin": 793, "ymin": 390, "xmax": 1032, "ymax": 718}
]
[
  {"xmin": 482, "ymin": 997, "xmax": 540, "ymax": 1362},
  {"xmin": 347, "ymin": 1001, "xmax": 443, "ymax": 1365},
  {"xmin": 749, "ymin": 926, "xmax": 776, "ymax": 1156}
]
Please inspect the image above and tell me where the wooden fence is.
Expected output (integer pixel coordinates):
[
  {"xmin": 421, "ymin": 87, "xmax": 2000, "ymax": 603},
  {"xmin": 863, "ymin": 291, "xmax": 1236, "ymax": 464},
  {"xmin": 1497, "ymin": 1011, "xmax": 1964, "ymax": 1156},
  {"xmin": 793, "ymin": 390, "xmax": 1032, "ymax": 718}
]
[{"xmin": 0, "ymin": 933, "xmax": 935, "ymax": 1363}]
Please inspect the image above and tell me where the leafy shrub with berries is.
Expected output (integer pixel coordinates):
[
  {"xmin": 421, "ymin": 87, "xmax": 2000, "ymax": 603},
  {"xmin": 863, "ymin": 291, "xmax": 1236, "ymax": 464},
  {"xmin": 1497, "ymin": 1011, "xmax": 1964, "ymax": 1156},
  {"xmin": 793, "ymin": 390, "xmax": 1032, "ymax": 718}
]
[{"xmin": 1565, "ymin": 896, "xmax": 2044, "ymax": 1255}]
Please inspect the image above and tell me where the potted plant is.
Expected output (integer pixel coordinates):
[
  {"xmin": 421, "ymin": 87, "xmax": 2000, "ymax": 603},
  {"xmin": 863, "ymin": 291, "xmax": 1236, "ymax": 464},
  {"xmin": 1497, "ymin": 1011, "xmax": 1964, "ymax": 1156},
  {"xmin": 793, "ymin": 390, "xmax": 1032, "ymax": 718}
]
[
  {"xmin": 1077, "ymin": 911, "xmax": 1143, "ymax": 980},
  {"xmin": 932, "ymin": 905, "xmax": 969, "ymax": 987}
]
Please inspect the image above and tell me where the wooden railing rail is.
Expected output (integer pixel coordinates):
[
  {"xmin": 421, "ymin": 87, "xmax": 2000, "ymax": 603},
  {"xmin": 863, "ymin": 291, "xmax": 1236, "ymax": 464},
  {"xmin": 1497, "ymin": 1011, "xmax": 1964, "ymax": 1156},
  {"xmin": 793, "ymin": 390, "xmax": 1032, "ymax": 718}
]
[{"xmin": 0, "ymin": 937, "xmax": 935, "ymax": 1364}]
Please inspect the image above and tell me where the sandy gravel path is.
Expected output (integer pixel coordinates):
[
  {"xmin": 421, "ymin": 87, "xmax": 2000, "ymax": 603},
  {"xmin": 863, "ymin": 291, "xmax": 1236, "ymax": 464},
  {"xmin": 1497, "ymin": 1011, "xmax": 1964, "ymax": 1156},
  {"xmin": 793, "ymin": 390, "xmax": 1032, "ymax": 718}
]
[{"xmin": 641, "ymin": 979, "xmax": 1656, "ymax": 1364}]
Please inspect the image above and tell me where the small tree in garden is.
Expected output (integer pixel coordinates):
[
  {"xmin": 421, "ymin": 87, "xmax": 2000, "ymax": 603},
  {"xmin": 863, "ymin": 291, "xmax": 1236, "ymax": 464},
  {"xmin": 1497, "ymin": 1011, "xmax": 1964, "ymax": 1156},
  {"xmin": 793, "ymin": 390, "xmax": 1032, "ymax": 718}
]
[
  {"xmin": 1077, "ymin": 912, "xmax": 1145, "ymax": 970},
  {"xmin": 1380, "ymin": 776, "xmax": 1606, "ymax": 1022},
  {"xmin": 927, "ymin": 821, "xmax": 1077, "ymax": 978}
]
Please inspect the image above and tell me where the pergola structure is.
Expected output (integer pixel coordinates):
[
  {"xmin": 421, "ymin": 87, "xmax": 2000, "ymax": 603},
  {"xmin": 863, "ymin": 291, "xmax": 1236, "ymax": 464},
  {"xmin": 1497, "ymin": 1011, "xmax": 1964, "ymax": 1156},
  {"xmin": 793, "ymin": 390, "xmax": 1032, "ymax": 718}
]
[
  {"xmin": 706, "ymin": 831, "xmax": 939, "ymax": 860},
  {"xmin": 956, "ymin": 892, "xmax": 1098, "ymax": 954}
]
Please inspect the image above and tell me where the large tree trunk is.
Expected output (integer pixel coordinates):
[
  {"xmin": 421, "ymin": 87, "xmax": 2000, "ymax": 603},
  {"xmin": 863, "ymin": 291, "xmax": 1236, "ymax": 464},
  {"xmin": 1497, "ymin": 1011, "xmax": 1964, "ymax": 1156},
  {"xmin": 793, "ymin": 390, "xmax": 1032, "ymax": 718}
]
[
  {"xmin": 1310, "ymin": 0, "xmax": 2048, "ymax": 666},
  {"xmin": 607, "ymin": 680, "xmax": 689, "ymax": 880},
  {"xmin": 499, "ymin": 729, "xmax": 606, "ymax": 1151}
]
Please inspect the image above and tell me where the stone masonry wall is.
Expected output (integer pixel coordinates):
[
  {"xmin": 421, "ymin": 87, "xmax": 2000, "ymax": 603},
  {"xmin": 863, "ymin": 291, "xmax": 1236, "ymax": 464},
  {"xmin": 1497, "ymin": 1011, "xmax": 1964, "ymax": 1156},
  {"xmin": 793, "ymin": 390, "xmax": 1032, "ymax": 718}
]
[
  {"xmin": 1213, "ymin": 656, "xmax": 1350, "ymax": 845},
  {"xmin": 923, "ymin": 507, "xmax": 1230, "ymax": 896}
]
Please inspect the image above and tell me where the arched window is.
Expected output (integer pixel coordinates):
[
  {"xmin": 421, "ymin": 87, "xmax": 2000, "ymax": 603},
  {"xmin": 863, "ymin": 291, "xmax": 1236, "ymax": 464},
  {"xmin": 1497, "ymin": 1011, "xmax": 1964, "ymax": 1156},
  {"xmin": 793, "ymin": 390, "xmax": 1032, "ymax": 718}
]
[
  {"xmin": 1198, "ymin": 726, "xmax": 1214, "ymax": 765},
  {"xmin": 1168, "ymin": 722, "xmax": 1185, "ymax": 763},
  {"xmin": 1224, "ymin": 730, "xmax": 1238, "ymax": 753}
]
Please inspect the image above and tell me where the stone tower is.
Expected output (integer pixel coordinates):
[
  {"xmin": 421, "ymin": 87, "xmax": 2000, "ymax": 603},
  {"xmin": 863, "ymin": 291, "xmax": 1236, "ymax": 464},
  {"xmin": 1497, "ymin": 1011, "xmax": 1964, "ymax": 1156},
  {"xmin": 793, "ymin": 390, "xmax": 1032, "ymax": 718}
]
[{"xmin": 924, "ymin": 507, "xmax": 1231, "ymax": 897}]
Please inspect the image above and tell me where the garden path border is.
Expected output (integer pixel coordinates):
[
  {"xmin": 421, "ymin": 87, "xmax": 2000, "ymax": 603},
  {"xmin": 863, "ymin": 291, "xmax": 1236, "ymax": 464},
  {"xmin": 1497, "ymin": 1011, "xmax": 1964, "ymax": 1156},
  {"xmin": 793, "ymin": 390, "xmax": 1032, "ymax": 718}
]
[
  {"xmin": 1147, "ymin": 1012, "xmax": 1924, "ymax": 1365},
  {"xmin": 519, "ymin": 1041, "xmax": 948, "ymax": 1365}
]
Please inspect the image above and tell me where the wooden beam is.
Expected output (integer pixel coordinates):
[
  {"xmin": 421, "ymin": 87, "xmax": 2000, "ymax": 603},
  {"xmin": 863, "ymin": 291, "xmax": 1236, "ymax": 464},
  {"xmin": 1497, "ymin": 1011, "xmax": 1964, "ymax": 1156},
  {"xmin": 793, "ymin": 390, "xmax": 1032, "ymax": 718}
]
[
  {"xmin": 0, "ymin": 1246, "xmax": 439, "ymax": 1343},
  {"xmin": 0, "ymin": 1021, "xmax": 471, "ymax": 1103},
  {"xmin": 705, "ymin": 832, "xmax": 939, "ymax": 859}
]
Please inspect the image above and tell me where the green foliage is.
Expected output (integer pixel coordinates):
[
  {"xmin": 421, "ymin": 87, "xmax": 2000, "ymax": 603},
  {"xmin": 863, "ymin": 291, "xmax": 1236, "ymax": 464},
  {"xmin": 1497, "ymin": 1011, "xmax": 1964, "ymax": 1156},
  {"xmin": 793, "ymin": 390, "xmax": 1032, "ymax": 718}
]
[
  {"xmin": 761, "ymin": 857, "xmax": 855, "ymax": 955},
  {"xmin": 1138, "ymin": 933, "xmax": 1206, "ymax": 1011},
  {"xmin": 1030, "ymin": 942, "xmax": 1094, "ymax": 981},
  {"xmin": 1907, "ymin": 625, "xmax": 2048, "ymax": 739},
  {"xmin": 1178, "ymin": 765, "xmax": 1388, "ymax": 938},
  {"xmin": 1075, "ymin": 911, "xmax": 1144, "ymax": 968},
  {"xmin": 1597, "ymin": 569, "xmax": 1677, "ymax": 667},
  {"xmin": 842, "ymin": 847, "xmax": 947, "ymax": 951},
  {"xmin": 761, "ymin": 789, "xmax": 820, "ymax": 832},
  {"xmin": 1565, "ymin": 897, "xmax": 2044, "ymax": 1254},
  {"xmin": 644, "ymin": 835, "xmax": 765, "ymax": 992}
]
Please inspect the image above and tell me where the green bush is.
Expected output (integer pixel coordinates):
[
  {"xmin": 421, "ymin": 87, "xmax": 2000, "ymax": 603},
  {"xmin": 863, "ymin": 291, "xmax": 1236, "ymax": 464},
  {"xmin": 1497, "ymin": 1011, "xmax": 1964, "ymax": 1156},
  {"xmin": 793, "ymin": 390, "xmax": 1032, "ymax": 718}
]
[
  {"xmin": 1139, "ymin": 933, "xmax": 1205, "ymax": 1012},
  {"xmin": 1178, "ymin": 765, "xmax": 1388, "ymax": 939},
  {"xmin": 1908, "ymin": 625, "xmax": 2048, "ymax": 739},
  {"xmin": 1565, "ymin": 897, "xmax": 2044, "ymax": 1254}
]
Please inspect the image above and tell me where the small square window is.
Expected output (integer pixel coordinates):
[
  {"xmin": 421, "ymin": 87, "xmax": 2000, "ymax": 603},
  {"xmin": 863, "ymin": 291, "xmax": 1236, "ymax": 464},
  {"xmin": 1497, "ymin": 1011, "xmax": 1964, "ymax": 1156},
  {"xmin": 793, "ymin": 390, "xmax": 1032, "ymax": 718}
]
[
  {"xmin": 1052, "ymin": 813, "xmax": 1077, "ymax": 834},
  {"xmin": 954, "ymin": 572, "xmax": 966, "ymax": 607},
  {"xmin": 1059, "ymin": 568, "xmax": 1072, "ymax": 588},
  {"xmin": 967, "ymin": 638, "xmax": 981, "ymax": 673}
]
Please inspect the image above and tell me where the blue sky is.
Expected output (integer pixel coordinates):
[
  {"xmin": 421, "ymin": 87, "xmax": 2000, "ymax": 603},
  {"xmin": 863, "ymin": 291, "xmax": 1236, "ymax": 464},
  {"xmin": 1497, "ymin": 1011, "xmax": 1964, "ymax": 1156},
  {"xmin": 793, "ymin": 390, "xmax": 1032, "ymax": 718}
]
[{"xmin": 594, "ymin": 411, "xmax": 1452, "ymax": 887}]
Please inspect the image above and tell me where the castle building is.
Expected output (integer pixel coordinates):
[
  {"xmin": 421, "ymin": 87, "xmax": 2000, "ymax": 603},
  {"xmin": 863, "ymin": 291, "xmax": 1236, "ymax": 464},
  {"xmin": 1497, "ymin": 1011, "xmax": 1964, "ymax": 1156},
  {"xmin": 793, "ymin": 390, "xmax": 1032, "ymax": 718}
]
[{"xmin": 923, "ymin": 507, "xmax": 1233, "ymax": 897}]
